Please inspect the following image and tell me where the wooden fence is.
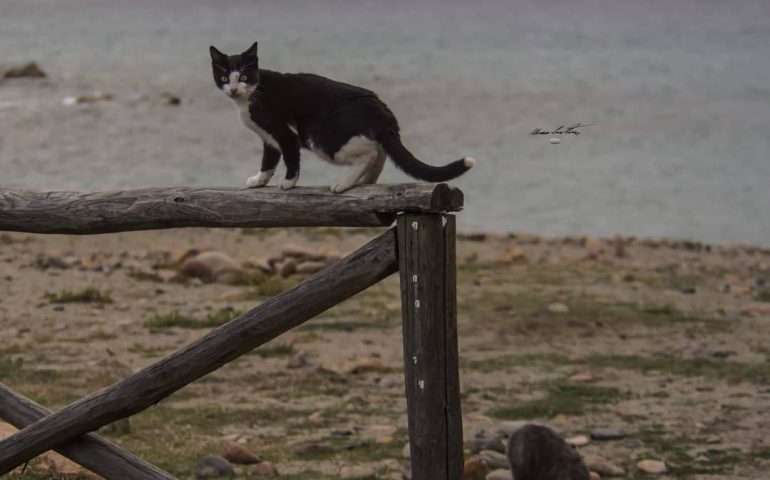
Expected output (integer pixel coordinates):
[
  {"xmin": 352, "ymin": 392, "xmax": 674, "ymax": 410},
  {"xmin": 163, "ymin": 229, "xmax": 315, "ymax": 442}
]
[{"xmin": 0, "ymin": 183, "xmax": 464, "ymax": 480}]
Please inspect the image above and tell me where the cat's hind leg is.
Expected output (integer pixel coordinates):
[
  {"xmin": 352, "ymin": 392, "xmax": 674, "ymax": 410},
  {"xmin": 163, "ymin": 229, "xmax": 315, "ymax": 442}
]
[
  {"xmin": 246, "ymin": 143, "xmax": 281, "ymax": 188},
  {"xmin": 358, "ymin": 147, "xmax": 386, "ymax": 185},
  {"xmin": 330, "ymin": 137, "xmax": 380, "ymax": 193}
]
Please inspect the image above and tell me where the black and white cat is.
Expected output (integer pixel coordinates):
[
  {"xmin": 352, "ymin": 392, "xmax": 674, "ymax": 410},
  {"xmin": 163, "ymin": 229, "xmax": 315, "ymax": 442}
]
[{"xmin": 210, "ymin": 42, "xmax": 475, "ymax": 192}]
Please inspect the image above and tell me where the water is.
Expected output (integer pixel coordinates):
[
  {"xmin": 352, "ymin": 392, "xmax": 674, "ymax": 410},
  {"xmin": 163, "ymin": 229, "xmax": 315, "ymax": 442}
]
[{"xmin": 1, "ymin": 0, "xmax": 769, "ymax": 244}]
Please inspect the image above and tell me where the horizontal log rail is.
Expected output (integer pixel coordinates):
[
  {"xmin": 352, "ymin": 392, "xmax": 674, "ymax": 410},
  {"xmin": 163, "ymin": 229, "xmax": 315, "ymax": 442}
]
[
  {"xmin": 0, "ymin": 183, "xmax": 463, "ymax": 234},
  {"xmin": 0, "ymin": 228, "xmax": 398, "ymax": 474},
  {"xmin": 0, "ymin": 385, "xmax": 176, "ymax": 479}
]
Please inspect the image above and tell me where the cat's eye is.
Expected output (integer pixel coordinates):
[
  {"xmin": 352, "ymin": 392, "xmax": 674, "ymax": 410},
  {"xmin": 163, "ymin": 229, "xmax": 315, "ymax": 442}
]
[
  {"xmin": 240, "ymin": 74, "xmax": 248, "ymax": 82},
  {"xmin": 220, "ymin": 75, "xmax": 228, "ymax": 83}
]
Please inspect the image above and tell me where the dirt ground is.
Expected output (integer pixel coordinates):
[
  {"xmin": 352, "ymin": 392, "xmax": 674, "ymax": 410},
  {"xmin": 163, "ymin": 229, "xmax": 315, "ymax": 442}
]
[{"xmin": 1, "ymin": 227, "xmax": 770, "ymax": 479}]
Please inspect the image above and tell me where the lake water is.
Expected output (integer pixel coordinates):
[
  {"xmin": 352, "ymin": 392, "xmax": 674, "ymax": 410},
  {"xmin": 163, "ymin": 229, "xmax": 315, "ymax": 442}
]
[{"xmin": 1, "ymin": 0, "xmax": 769, "ymax": 244}]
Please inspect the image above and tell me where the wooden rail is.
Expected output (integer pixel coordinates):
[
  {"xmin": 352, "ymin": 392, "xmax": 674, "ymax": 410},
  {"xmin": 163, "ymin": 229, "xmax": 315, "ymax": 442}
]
[
  {"xmin": 0, "ymin": 183, "xmax": 462, "ymax": 233},
  {"xmin": 0, "ymin": 183, "xmax": 465, "ymax": 479}
]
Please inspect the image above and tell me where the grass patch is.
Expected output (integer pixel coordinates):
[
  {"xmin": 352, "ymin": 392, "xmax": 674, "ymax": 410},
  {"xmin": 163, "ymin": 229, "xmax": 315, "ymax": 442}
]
[
  {"xmin": 126, "ymin": 269, "xmax": 164, "ymax": 282},
  {"xmin": 486, "ymin": 380, "xmax": 627, "ymax": 419},
  {"xmin": 462, "ymin": 353, "xmax": 569, "ymax": 373},
  {"xmin": 299, "ymin": 318, "xmax": 392, "ymax": 332},
  {"xmin": 253, "ymin": 342, "xmax": 295, "ymax": 358},
  {"xmin": 755, "ymin": 290, "xmax": 770, "ymax": 302},
  {"xmin": 0, "ymin": 357, "xmax": 59, "ymax": 382},
  {"xmin": 44, "ymin": 287, "xmax": 112, "ymax": 304},
  {"xmin": 240, "ymin": 275, "xmax": 301, "ymax": 299},
  {"xmin": 144, "ymin": 308, "xmax": 242, "ymax": 329},
  {"xmin": 586, "ymin": 354, "xmax": 770, "ymax": 383}
]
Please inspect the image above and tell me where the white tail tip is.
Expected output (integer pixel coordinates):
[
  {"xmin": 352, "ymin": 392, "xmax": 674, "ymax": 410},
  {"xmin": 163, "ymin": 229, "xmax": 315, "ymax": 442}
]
[{"xmin": 463, "ymin": 156, "xmax": 476, "ymax": 168}]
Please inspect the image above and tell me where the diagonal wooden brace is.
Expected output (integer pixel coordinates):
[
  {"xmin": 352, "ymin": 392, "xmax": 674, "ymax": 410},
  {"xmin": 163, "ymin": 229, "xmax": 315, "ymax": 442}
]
[
  {"xmin": 0, "ymin": 228, "xmax": 398, "ymax": 473},
  {"xmin": 0, "ymin": 384, "xmax": 176, "ymax": 479}
]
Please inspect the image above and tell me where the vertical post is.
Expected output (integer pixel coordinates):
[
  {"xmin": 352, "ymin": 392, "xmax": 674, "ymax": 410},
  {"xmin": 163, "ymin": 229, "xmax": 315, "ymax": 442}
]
[{"xmin": 397, "ymin": 213, "xmax": 463, "ymax": 479}]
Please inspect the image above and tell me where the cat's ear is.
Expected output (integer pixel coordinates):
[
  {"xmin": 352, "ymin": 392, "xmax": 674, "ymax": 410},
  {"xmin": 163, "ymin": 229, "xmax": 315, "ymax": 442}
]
[
  {"xmin": 242, "ymin": 42, "xmax": 258, "ymax": 59},
  {"xmin": 209, "ymin": 45, "xmax": 228, "ymax": 64}
]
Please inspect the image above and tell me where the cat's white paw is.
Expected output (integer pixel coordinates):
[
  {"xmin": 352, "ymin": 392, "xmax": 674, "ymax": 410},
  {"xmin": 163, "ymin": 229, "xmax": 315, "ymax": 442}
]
[
  {"xmin": 280, "ymin": 176, "xmax": 298, "ymax": 190},
  {"xmin": 330, "ymin": 183, "xmax": 352, "ymax": 193},
  {"xmin": 246, "ymin": 171, "xmax": 274, "ymax": 188}
]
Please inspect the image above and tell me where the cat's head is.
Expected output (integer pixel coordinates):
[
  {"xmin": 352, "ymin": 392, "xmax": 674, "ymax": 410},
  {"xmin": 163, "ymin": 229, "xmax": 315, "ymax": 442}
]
[{"xmin": 209, "ymin": 42, "xmax": 259, "ymax": 100}]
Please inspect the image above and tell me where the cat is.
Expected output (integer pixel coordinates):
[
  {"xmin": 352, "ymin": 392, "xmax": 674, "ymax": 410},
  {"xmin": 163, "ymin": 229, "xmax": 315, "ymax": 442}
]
[{"xmin": 209, "ymin": 42, "xmax": 475, "ymax": 193}]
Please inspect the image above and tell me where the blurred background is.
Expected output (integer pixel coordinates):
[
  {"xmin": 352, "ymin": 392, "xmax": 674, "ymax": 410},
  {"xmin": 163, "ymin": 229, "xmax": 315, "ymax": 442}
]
[{"xmin": 1, "ymin": 0, "xmax": 768, "ymax": 244}]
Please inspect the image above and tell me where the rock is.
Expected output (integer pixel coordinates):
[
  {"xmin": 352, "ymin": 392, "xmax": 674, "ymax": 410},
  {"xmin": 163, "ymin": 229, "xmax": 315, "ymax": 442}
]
[
  {"xmin": 569, "ymin": 373, "xmax": 594, "ymax": 383},
  {"xmin": 479, "ymin": 450, "xmax": 509, "ymax": 470},
  {"xmin": 636, "ymin": 459, "xmax": 667, "ymax": 475},
  {"xmin": 295, "ymin": 260, "xmax": 327, "ymax": 274},
  {"xmin": 4, "ymin": 61, "xmax": 46, "ymax": 78},
  {"xmin": 505, "ymin": 246, "xmax": 527, "ymax": 262},
  {"xmin": 508, "ymin": 425, "xmax": 590, "ymax": 480},
  {"xmin": 566, "ymin": 435, "xmax": 590, "ymax": 447},
  {"xmin": 568, "ymin": 354, "xmax": 586, "ymax": 363},
  {"xmin": 292, "ymin": 440, "xmax": 335, "ymax": 456},
  {"xmin": 281, "ymin": 244, "xmax": 316, "ymax": 259},
  {"xmin": 590, "ymin": 429, "xmax": 625, "ymax": 441},
  {"xmin": 340, "ymin": 465, "xmax": 377, "ymax": 479},
  {"xmin": 485, "ymin": 469, "xmax": 513, "ymax": 480},
  {"xmin": 498, "ymin": 421, "xmax": 528, "ymax": 438},
  {"xmin": 278, "ymin": 257, "xmax": 298, "ymax": 277},
  {"xmin": 471, "ymin": 434, "xmax": 506, "ymax": 454},
  {"xmin": 251, "ymin": 461, "xmax": 278, "ymax": 476},
  {"xmin": 195, "ymin": 456, "xmax": 235, "ymax": 478},
  {"xmin": 589, "ymin": 472, "xmax": 601, "ymax": 480},
  {"xmin": 377, "ymin": 377, "xmax": 397, "ymax": 389},
  {"xmin": 180, "ymin": 251, "xmax": 242, "ymax": 283},
  {"xmin": 547, "ymin": 302, "xmax": 570, "ymax": 313},
  {"xmin": 222, "ymin": 442, "xmax": 260, "ymax": 464},
  {"xmin": 583, "ymin": 456, "xmax": 625, "ymax": 477},
  {"xmin": 375, "ymin": 435, "xmax": 394, "ymax": 444},
  {"xmin": 464, "ymin": 457, "xmax": 490, "ymax": 480},
  {"xmin": 287, "ymin": 351, "xmax": 309, "ymax": 369},
  {"xmin": 581, "ymin": 235, "xmax": 603, "ymax": 253},
  {"xmin": 402, "ymin": 442, "xmax": 411, "ymax": 458},
  {"xmin": 307, "ymin": 410, "xmax": 324, "ymax": 423}
]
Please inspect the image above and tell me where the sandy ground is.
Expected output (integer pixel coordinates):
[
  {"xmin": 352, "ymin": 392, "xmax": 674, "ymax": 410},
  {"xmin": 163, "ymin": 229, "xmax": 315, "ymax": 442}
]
[{"xmin": 1, "ymin": 227, "xmax": 770, "ymax": 479}]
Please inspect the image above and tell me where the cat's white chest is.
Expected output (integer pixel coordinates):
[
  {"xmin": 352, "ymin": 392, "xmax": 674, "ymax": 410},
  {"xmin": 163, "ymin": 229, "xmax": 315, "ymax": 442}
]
[{"xmin": 233, "ymin": 99, "xmax": 280, "ymax": 151}]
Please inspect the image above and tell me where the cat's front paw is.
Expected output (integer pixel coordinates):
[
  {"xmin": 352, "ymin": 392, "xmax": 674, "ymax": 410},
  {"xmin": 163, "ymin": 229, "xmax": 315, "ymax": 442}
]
[
  {"xmin": 280, "ymin": 176, "xmax": 298, "ymax": 190},
  {"xmin": 246, "ymin": 171, "xmax": 273, "ymax": 188}
]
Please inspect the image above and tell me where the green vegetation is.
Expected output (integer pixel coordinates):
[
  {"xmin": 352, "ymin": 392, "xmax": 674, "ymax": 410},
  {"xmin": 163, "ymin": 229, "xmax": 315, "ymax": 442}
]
[
  {"xmin": 486, "ymin": 380, "xmax": 627, "ymax": 419},
  {"xmin": 300, "ymin": 318, "xmax": 392, "ymax": 332},
  {"xmin": 44, "ymin": 287, "xmax": 112, "ymax": 304},
  {"xmin": 144, "ymin": 308, "xmax": 242, "ymax": 329},
  {"xmin": 586, "ymin": 354, "xmax": 770, "ymax": 383},
  {"xmin": 252, "ymin": 342, "xmax": 295, "ymax": 358}
]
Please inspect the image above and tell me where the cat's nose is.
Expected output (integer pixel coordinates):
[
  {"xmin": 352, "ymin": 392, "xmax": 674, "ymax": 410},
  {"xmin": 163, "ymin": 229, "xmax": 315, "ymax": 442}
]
[{"xmin": 229, "ymin": 86, "xmax": 238, "ymax": 95}]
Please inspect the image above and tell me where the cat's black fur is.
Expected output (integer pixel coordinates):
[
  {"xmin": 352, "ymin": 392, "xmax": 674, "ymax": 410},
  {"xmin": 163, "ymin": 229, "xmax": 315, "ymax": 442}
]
[{"xmin": 210, "ymin": 42, "xmax": 474, "ymax": 192}]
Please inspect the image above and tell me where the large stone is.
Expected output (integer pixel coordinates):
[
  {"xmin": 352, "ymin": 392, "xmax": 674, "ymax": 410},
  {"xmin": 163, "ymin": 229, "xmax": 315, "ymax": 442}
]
[
  {"xmin": 195, "ymin": 456, "xmax": 235, "ymax": 478},
  {"xmin": 584, "ymin": 456, "xmax": 625, "ymax": 477},
  {"xmin": 251, "ymin": 461, "xmax": 278, "ymax": 476},
  {"xmin": 636, "ymin": 459, "xmax": 667, "ymax": 475},
  {"xmin": 590, "ymin": 429, "xmax": 625, "ymax": 441},
  {"xmin": 222, "ymin": 441, "xmax": 260, "ymax": 464},
  {"xmin": 471, "ymin": 434, "xmax": 506, "ymax": 454},
  {"xmin": 340, "ymin": 465, "xmax": 377, "ymax": 479},
  {"xmin": 485, "ymin": 469, "xmax": 513, "ymax": 480},
  {"xmin": 464, "ymin": 457, "xmax": 490, "ymax": 480},
  {"xmin": 180, "ymin": 251, "xmax": 242, "ymax": 283}
]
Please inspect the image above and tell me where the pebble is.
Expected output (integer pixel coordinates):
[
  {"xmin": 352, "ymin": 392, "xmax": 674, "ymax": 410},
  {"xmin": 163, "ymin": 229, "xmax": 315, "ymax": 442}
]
[
  {"xmin": 340, "ymin": 465, "xmax": 377, "ymax": 479},
  {"xmin": 589, "ymin": 472, "xmax": 601, "ymax": 480},
  {"xmin": 251, "ymin": 461, "xmax": 278, "ymax": 476},
  {"xmin": 471, "ymin": 434, "xmax": 506, "ymax": 454},
  {"xmin": 566, "ymin": 435, "xmax": 590, "ymax": 447},
  {"xmin": 636, "ymin": 459, "xmax": 667, "ymax": 474},
  {"xmin": 377, "ymin": 377, "xmax": 397, "ymax": 389},
  {"xmin": 485, "ymin": 469, "xmax": 513, "ymax": 480},
  {"xmin": 497, "ymin": 421, "xmax": 529, "ymax": 438},
  {"xmin": 307, "ymin": 410, "xmax": 324, "ymax": 423},
  {"xmin": 402, "ymin": 442, "xmax": 411, "ymax": 459},
  {"xmin": 590, "ymin": 429, "xmax": 625, "ymax": 441},
  {"xmin": 222, "ymin": 442, "xmax": 260, "ymax": 464},
  {"xmin": 478, "ymin": 450, "xmax": 509, "ymax": 470},
  {"xmin": 295, "ymin": 260, "xmax": 327, "ymax": 274},
  {"xmin": 195, "ymin": 456, "xmax": 235, "ymax": 479},
  {"xmin": 584, "ymin": 457, "xmax": 625, "ymax": 477},
  {"xmin": 569, "ymin": 373, "xmax": 594, "ymax": 383},
  {"xmin": 547, "ymin": 302, "xmax": 570, "ymax": 313},
  {"xmin": 549, "ymin": 137, "xmax": 561, "ymax": 145},
  {"xmin": 464, "ymin": 457, "xmax": 490, "ymax": 480}
]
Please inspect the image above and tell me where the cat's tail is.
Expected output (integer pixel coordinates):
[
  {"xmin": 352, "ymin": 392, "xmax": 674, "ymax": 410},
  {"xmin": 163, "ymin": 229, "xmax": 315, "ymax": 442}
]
[{"xmin": 377, "ymin": 131, "xmax": 475, "ymax": 182}]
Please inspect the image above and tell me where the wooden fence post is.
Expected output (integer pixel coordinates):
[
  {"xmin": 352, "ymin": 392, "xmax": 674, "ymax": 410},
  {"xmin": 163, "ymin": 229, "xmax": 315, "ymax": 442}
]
[{"xmin": 398, "ymin": 213, "xmax": 463, "ymax": 479}]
